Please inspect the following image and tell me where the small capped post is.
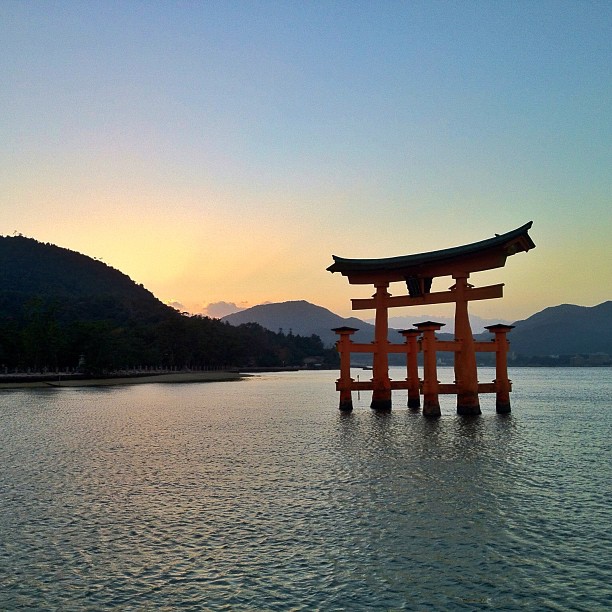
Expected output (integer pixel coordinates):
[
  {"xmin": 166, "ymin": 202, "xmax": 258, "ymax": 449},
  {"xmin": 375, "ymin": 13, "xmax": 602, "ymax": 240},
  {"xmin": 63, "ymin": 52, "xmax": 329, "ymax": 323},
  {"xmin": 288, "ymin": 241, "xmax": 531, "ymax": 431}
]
[
  {"xmin": 485, "ymin": 324, "xmax": 515, "ymax": 413},
  {"xmin": 414, "ymin": 322, "xmax": 445, "ymax": 417},
  {"xmin": 398, "ymin": 329, "xmax": 421, "ymax": 409},
  {"xmin": 332, "ymin": 326, "xmax": 359, "ymax": 411}
]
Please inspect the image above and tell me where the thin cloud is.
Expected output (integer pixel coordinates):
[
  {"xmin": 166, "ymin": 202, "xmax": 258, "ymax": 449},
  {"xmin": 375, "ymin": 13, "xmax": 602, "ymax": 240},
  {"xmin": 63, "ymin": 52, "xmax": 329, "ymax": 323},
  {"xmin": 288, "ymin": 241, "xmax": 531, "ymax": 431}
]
[
  {"xmin": 203, "ymin": 301, "xmax": 250, "ymax": 318},
  {"xmin": 165, "ymin": 299, "xmax": 187, "ymax": 312}
]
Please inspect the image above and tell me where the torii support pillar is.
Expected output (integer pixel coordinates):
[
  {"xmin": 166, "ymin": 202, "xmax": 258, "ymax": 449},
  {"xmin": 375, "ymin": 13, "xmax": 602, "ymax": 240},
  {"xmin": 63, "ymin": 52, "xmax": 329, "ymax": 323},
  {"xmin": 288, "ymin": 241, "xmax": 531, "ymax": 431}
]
[
  {"xmin": 485, "ymin": 324, "xmax": 515, "ymax": 414},
  {"xmin": 399, "ymin": 329, "xmax": 421, "ymax": 409},
  {"xmin": 415, "ymin": 322, "xmax": 444, "ymax": 417},
  {"xmin": 332, "ymin": 326, "xmax": 359, "ymax": 411}
]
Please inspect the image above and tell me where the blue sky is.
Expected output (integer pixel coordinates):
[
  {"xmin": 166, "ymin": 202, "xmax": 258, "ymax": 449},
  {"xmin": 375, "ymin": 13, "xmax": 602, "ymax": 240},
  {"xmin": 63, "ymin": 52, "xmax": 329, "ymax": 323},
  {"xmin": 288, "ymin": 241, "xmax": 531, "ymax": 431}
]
[{"xmin": 2, "ymin": 1, "xmax": 610, "ymax": 321}]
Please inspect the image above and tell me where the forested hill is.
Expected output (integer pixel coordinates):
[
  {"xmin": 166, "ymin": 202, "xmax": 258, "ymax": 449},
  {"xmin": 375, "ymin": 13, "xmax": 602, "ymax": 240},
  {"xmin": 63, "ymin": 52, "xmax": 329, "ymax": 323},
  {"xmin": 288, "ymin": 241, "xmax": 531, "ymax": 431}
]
[
  {"xmin": 0, "ymin": 236, "xmax": 338, "ymax": 372},
  {"xmin": 0, "ymin": 235, "xmax": 175, "ymax": 324}
]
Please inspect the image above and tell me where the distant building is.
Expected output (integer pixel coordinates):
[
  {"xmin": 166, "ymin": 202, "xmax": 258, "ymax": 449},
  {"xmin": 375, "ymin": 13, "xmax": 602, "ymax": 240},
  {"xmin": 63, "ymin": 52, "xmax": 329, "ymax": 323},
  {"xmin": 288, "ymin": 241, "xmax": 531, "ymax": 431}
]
[{"xmin": 302, "ymin": 357, "xmax": 323, "ymax": 368}]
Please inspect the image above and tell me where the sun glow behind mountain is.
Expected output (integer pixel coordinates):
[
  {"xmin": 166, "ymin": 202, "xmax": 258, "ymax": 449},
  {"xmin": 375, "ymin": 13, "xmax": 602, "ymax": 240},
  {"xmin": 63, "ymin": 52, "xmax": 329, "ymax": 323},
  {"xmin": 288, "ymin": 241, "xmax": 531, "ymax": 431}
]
[{"xmin": 2, "ymin": 2, "xmax": 610, "ymax": 319}]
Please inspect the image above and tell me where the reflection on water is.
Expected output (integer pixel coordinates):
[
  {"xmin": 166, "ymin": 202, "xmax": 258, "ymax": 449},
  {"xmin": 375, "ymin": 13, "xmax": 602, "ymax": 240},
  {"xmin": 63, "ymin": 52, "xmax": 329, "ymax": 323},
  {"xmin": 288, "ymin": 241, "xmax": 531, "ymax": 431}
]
[{"xmin": 0, "ymin": 367, "xmax": 610, "ymax": 610}]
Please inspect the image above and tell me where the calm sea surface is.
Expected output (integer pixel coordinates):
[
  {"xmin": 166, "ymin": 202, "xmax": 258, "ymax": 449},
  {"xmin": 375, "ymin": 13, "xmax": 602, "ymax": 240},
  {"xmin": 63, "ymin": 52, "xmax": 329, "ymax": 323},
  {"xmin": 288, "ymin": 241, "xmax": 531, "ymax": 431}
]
[{"xmin": 0, "ymin": 367, "xmax": 610, "ymax": 611}]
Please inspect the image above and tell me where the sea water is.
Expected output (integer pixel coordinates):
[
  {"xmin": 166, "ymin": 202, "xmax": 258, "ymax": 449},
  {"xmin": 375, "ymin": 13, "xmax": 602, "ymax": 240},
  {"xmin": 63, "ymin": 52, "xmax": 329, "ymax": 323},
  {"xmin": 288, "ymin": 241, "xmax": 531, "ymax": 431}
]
[{"xmin": 0, "ymin": 367, "xmax": 610, "ymax": 610}]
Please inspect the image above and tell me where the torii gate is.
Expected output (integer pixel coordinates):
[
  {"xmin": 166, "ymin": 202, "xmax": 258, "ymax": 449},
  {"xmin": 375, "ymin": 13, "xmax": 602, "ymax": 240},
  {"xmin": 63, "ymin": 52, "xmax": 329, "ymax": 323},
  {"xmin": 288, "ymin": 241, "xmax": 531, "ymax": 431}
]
[{"xmin": 327, "ymin": 222, "xmax": 535, "ymax": 416}]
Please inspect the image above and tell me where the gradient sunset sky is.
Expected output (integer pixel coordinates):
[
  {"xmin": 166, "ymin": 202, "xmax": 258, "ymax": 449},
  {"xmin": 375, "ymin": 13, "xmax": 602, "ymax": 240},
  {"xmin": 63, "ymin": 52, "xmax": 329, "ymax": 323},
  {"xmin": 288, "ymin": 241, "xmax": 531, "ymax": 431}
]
[{"xmin": 2, "ymin": 1, "xmax": 610, "ymax": 322}]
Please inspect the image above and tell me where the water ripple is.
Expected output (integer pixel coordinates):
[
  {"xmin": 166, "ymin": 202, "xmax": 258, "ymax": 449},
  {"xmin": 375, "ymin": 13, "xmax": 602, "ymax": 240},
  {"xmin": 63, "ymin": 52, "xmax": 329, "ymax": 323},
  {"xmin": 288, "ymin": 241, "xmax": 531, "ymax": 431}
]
[{"xmin": 0, "ymin": 368, "xmax": 610, "ymax": 610}]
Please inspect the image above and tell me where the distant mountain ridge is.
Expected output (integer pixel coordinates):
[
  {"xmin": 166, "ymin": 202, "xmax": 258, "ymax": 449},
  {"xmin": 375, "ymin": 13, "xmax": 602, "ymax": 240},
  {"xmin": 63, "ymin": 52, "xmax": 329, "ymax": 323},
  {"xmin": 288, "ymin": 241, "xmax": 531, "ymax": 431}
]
[
  {"xmin": 220, "ymin": 300, "xmax": 436, "ymax": 349},
  {"xmin": 508, "ymin": 301, "xmax": 612, "ymax": 356},
  {"xmin": 222, "ymin": 299, "xmax": 612, "ymax": 357},
  {"xmin": 222, "ymin": 301, "xmax": 376, "ymax": 347},
  {"xmin": 3, "ymin": 235, "xmax": 609, "ymax": 361},
  {"xmin": 221, "ymin": 301, "xmax": 457, "ymax": 349}
]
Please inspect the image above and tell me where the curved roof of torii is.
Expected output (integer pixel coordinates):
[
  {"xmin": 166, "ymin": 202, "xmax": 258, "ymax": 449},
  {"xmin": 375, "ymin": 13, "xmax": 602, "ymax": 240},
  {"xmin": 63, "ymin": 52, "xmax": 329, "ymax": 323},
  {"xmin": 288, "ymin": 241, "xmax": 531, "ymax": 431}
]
[{"xmin": 327, "ymin": 221, "xmax": 535, "ymax": 283}]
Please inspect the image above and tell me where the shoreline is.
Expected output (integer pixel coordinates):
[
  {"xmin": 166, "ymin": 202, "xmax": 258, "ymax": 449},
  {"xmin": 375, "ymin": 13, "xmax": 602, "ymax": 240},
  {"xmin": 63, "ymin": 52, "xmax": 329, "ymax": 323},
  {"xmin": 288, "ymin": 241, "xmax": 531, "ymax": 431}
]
[{"xmin": 0, "ymin": 371, "xmax": 244, "ymax": 390}]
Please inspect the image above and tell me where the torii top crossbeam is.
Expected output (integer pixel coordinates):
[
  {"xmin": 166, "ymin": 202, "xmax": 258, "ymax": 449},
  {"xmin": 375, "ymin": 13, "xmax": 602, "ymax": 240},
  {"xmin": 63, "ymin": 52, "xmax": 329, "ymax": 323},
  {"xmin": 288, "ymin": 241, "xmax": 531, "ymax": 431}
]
[{"xmin": 327, "ymin": 221, "xmax": 535, "ymax": 285}]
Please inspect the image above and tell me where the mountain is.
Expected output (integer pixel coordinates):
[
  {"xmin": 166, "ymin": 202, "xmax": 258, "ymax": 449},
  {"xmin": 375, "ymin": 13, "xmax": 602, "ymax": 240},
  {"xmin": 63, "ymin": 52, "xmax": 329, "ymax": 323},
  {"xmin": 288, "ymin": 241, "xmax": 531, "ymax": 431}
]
[
  {"xmin": 222, "ymin": 300, "xmax": 456, "ymax": 349},
  {"xmin": 223, "ymin": 300, "xmax": 389, "ymax": 348},
  {"xmin": 0, "ymin": 235, "xmax": 177, "ymax": 325},
  {"xmin": 222, "ymin": 301, "xmax": 437, "ymax": 365},
  {"xmin": 508, "ymin": 302, "xmax": 612, "ymax": 356},
  {"xmin": 222, "ymin": 299, "xmax": 612, "ymax": 357}
]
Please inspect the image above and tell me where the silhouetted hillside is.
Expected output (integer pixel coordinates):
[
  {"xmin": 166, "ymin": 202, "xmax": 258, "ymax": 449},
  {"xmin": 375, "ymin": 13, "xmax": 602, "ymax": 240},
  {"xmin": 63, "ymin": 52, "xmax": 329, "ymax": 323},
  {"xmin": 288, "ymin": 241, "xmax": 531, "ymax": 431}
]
[
  {"xmin": 509, "ymin": 302, "xmax": 612, "ymax": 356},
  {"xmin": 0, "ymin": 237, "xmax": 338, "ymax": 371},
  {"xmin": 0, "ymin": 235, "xmax": 175, "ymax": 325}
]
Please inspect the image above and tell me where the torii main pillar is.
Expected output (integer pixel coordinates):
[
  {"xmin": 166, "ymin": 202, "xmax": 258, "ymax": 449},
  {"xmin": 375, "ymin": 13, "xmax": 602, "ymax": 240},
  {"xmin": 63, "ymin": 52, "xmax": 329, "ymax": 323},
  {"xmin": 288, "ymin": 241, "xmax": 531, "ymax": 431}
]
[
  {"xmin": 453, "ymin": 274, "xmax": 480, "ymax": 415},
  {"xmin": 327, "ymin": 222, "xmax": 535, "ymax": 413},
  {"xmin": 371, "ymin": 282, "xmax": 392, "ymax": 410}
]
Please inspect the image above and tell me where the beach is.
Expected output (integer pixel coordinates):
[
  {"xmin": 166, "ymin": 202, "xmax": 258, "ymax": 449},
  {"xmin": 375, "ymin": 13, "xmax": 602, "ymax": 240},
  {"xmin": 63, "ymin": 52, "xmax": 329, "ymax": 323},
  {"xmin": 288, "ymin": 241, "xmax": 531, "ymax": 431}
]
[{"xmin": 0, "ymin": 371, "xmax": 243, "ymax": 389}]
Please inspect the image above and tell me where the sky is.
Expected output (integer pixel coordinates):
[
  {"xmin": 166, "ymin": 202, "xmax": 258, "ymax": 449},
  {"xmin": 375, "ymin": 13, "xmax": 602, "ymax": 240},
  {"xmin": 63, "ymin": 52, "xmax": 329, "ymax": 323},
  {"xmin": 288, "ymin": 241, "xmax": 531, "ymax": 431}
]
[{"xmin": 2, "ymin": 1, "xmax": 610, "ymax": 323}]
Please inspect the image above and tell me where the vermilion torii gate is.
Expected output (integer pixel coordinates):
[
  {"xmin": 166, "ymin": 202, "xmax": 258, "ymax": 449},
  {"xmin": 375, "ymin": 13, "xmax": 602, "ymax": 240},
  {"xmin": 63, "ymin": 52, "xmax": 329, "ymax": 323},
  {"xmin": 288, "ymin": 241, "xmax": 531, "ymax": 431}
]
[{"xmin": 327, "ymin": 222, "xmax": 535, "ymax": 415}]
